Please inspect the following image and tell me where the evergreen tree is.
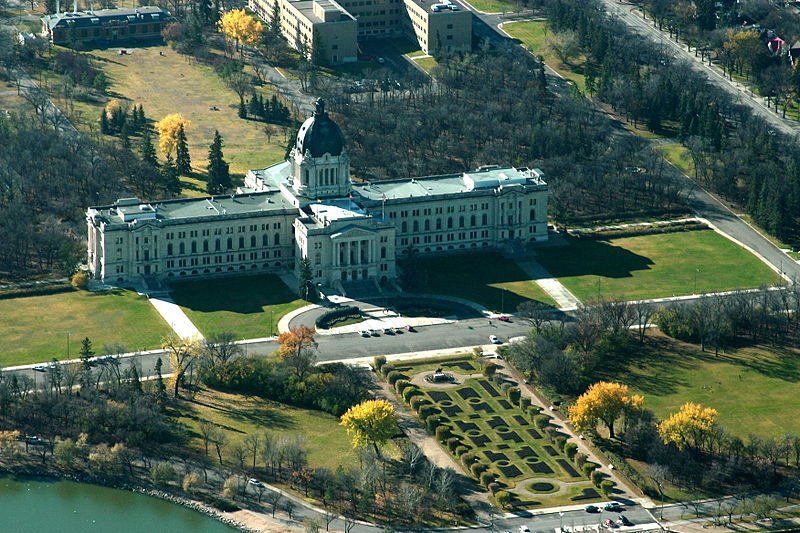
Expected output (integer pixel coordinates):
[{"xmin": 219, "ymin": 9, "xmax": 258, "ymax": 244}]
[
  {"xmin": 175, "ymin": 124, "xmax": 192, "ymax": 175},
  {"xmin": 162, "ymin": 153, "xmax": 182, "ymax": 196},
  {"xmin": 154, "ymin": 356, "xmax": 168, "ymax": 409},
  {"xmin": 100, "ymin": 109, "xmax": 109, "ymax": 134},
  {"xmin": 248, "ymin": 91, "xmax": 261, "ymax": 118},
  {"xmin": 269, "ymin": 1, "xmax": 281, "ymax": 37},
  {"xmin": 238, "ymin": 98, "xmax": 247, "ymax": 119},
  {"xmin": 120, "ymin": 120, "xmax": 131, "ymax": 151},
  {"xmin": 140, "ymin": 128, "xmax": 159, "ymax": 168},
  {"xmin": 298, "ymin": 256, "xmax": 314, "ymax": 300},
  {"xmin": 206, "ymin": 130, "xmax": 231, "ymax": 194}
]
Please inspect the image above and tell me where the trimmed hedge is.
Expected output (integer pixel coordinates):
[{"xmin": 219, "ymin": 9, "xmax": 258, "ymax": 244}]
[
  {"xmin": 600, "ymin": 480, "xmax": 615, "ymax": 496},
  {"xmin": 571, "ymin": 220, "xmax": 708, "ymax": 240},
  {"xmin": 479, "ymin": 471, "xmax": 495, "ymax": 486},
  {"xmin": 435, "ymin": 425, "xmax": 452, "ymax": 442},
  {"xmin": 591, "ymin": 469, "xmax": 604, "ymax": 486},
  {"xmin": 483, "ymin": 363, "xmax": 498, "ymax": 377},
  {"xmin": 583, "ymin": 462, "xmax": 598, "ymax": 477},
  {"xmin": 534, "ymin": 414, "xmax": 550, "ymax": 430},
  {"xmin": 0, "ymin": 283, "xmax": 73, "ymax": 300},
  {"xmin": 202, "ymin": 495, "xmax": 240, "ymax": 512},
  {"xmin": 315, "ymin": 305, "xmax": 361, "ymax": 329},
  {"xmin": 495, "ymin": 490, "xmax": 511, "ymax": 509},
  {"xmin": 372, "ymin": 355, "xmax": 386, "ymax": 372},
  {"xmin": 386, "ymin": 371, "xmax": 407, "ymax": 386},
  {"xmin": 395, "ymin": 379, "xmax": 411, "ymax": 394},
  {"xmin": 418, "ymin": 404, "xmax": 438, "ymax": 419},
  {"xmin": 403, "ymin": 386, "xmax": 422, "ymax": 402},
  {"xmin": 554, "ymin": 436, "xmax": 567, "ymax": 452},
  {"xmin": 520, "ymin": 397, "xmax": 531, "ymax": 411},
  {"xmin": 507, "ymin": 387, "xmax": 521, "ymax": 404},
  {"xmin": 574, "ymin": 452, "xmax": 588, "ymax": 468},
  {"xmin": 565, "ymin": 442, "xmax": 578, "ymax": 460},
  {"xmin": 409, "ymin": 396, "xmax": 430, "ymax": 411}
]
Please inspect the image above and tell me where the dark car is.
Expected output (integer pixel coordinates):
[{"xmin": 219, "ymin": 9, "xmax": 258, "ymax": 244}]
[
  {"xmin": 585, "ymin": 505, "xmax": 600, "ymax": 513},
  {"xmin": 618, "ymin": 515, "xmax": 633, "ymax": 527},
  {"xmin": 604, "ymin": 502, "xmax": 623, "ymax": 512}
]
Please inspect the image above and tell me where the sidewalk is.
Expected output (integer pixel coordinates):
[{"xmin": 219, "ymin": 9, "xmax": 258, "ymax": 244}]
[
  {"xmin": 148, "ymin": 295, "xmax": 204, "ymax": 340},
  {"xmin": 515, "ymin": 258, "xmax": 581, "ymax": 310}
]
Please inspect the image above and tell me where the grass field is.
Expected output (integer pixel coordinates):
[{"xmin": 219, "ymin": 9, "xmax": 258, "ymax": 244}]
[
  {"xmin": 176, "ymin": 388, "xmax": 355, "ymax": 471},
  {"xmin": 657, "ymin": 143, "xmax": 695, "ymax": 176},
  {"xmin": 86, "ymin": 46, "xmax": 288, "ymax": 176},
  {"xmin": 613, "ymin": 336, "xmax": 800, "ymax": 439},
  {"xmin": 414, "ymin": 56, "xmax": 438, "ymax": 74},
  {"xmin": 466, "ymin": 0, "xmax": 515, "ymax": 13},
  {"xmin": 535, "ymin": 230, "xmax": 781, "ymax": 302},
  {"xmin": 170, "ymin": 274, "xmax": 304, "ymax": 339},
  {"xmin": 502, "ymin": 20, "xmax": 587, "ymax": 92},
  {"xmin": 0, "ymin": 289, "xmax": 170, "ymax": 366},
  {"xmin": 402, "ymin": 252, "xmax": 557, "ymax": 311},
  {"xmin": 392, "ymin": 357, "xmax": 604, "ymax": 507}
]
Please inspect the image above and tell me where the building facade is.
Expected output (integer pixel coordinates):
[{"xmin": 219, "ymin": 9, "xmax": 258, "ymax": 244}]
[
  {"xmin": 248, "ymin": 0, "xmax": 470, "ymax": 64},
  {"xmin": 42, "ymin": 7, "xmax": 168, "ymax": 47},
  {"xmin": 86, "ymin": 99, "xmax": 547, "ymax": 291}
]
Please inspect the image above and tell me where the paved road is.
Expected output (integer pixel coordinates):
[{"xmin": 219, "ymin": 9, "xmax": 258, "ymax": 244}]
[{"xmin": 600, "ymin": 0, "xmax": 800, "ymax": 140}]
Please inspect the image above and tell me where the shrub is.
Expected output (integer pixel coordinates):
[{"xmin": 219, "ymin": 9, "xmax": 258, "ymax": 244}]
[
  {"xmin": 600, "ymin": 480, "xmax": 615, "ymax": 496},
  {"xmin": 492, "ymin": 374, "xmax": 504, "ymax": 386},
  {"xmin": 483, "ymin": 363, "xmax": 498, "ymax": 377},
  {"xmin": 495, "ymin": 491, "xmax": 511, "ymax": 509},
  {"xmin": 435, "ymin": 425, "xmax": 452, "ymax": 442},
  {"xmin": 487, "ymin": 482, "xmax": 501, "ymax": 494},
  {"xmin": 574, "ymin": 453, "xmax": 587, "ymax": 468},
  {"xmin": 395, "ymin": 379, "xmax": 410, "ymax": 394},
  {"xmin": 582, "ymin": 462, "xmax": 598, "ymax": 478},
  {"xmin": 527, "ymin": 405, "xmax": 540, "ymax": 419},
  {"xmin": 386, "ymin": 371, "xmax": 405, "ymax": 386},
  {"xmin": 471, "ymin": 462, "xmax": 488, "ymax": 477},
  {"xmin": 426, "ymin": 415, "xmax": 442, "ymax": 432},
  {"xmin": 554, "ymin": 436, "xmax": 567, "ymax": 452},
  {"xmin": 409, "ymin": 396, "xmax": 429, "ymax": 412},
  {"xmin": 418, "ymin": 404, "xmax": 437, "ymax": 419},
  {"xmin": 446, "ymin": 437, "xmax": 461, "ymax": 453},
  {"xmin": 201, "ymin": 495, "xmax": 240, "ymax": 512},
  {"xmin": 591, "ymin": 469, "xmax": 604, "ymax": 486},
  {"xmin": 507, "ymin": 387, "xmax": 521, "ymax": 404},
  {"xmin": 500, "ymin": 382, "xmax": 512, "ymax": 393},
  {"xmin": 520, "ymin": 397, "xmax": 531, "ymax": 411},
  {"xmin": 403, "ymin": 386, "xmax": 421, "ymax": 402},
  {"xmin": 534, "ymin": 414, "xmax": 550, "ymax": 430},
  {"xmin": 459, "ymin": 450, "xmax": 472, "ymax": 463},
  {"xmin": 381, "ymin": 364, "xmax": 394, "ymax": 378},
  {"xmin": 373, "ymin": 355, "xmax": 386, "ymax": 372},
  {"xmin": 71, "ymin": 271, "xmax": 89, "ymax": 290},
  {"xmin": 564, "ymin": 442, "xmax": 578, "ymax": 460},
  {"xmin": 314, "ymin": 305, "xmax": 361, "ymax": 329},
  {"xmin": 479, "ymin": 471, "xmax": 495, "ymax": 486},
  {"xmin": 150, "ymin": 462, "xmax": 177, "ymax": 486}
]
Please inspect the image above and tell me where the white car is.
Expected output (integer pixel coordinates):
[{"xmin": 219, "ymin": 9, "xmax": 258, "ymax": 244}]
[
  {"xmin": 247, "ymin": 478, "xmax": 263, "ymax": 487},
  {"xmin": 359, "ymin": 330, "xmax": 370, "ymax": 338},
  {"xmin": 489, "ymin": 335, "xmax": 502, "ymax": 344},
  {"xmin": 518, "ymin": 526, "xmax": 531, "ymax": 533}
]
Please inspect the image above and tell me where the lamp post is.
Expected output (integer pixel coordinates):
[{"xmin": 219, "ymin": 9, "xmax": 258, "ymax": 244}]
[
  {"xmin": 269, "ymin": 310, "xmax": 274, "ymax": 337},
  {"xmin": 66, "ymin": 332, "xmax": 70, "ymax": 358},
  {"xmin": 559, "ymin": 511, "xmax": 565, "ymax": 532},
  {"xmin": 693, "ymin": 268, "xmax": 699, "ymax": 294}
]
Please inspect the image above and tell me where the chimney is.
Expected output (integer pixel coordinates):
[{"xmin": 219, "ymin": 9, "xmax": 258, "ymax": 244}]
[
  {"xmin": 73, "ymin": 0, "xmax": 77, "ymax": 12},
  {"xmin": 56, "ymin": 0, "xmax": 59, "ymax": 13}
]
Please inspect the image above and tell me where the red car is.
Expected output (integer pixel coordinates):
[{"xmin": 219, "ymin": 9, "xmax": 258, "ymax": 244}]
[{"xmin": 497, "ymin": 315, "xmax": 511, "ymax": 322}]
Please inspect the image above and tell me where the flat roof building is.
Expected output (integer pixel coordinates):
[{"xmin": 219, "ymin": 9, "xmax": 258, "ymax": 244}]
[
  {"xmin": 41, "ymin": 6, "xmax": 169, "ymax": 47},
  {"xmin": 87, "ymin": 99, "xmax": 547, "ymax": 296}
]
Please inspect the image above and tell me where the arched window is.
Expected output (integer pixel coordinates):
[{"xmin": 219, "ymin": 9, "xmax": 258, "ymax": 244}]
[
  {"xmin": 413, "ymin": 220, "xmax": 419, "ymax": 232},
  {"xmin": 167, "ymin": 243, "xmax": 173, "ymax": 256},
  {"xmin": 179, "ymin": 242, "xmax": 185, "ymax": 254},
  {"xmin": 424, "ymin": 219, "xmax": 430, "ymax": 231},
  {"xmin": 215, "ymin": 239, "xmax": 221, "ymax": 251},
  {"xmin": 459, "ymin": 216, "xmax": 465, "ymax": 228},
  {"xmin": 401, "ymin": 221, "xmax": 407, "ymax": 233},
  {"xmin": 274, "ymin": 233, "xmax": 280, "ymax": 246},
  {"xmin": 227, "ymin": 237, "xmax": 233, "ymax": 250},
  {"xmin": 238, "ymin": 237, "xmax": 245, "ymax": 249},
  {"xmin": 203, "ymin": 240, "xmax": 209, "ymax": 252},
  {"xmin": 447, "ymin": 217, "xmax": 453, "ymax": 229},
  {"xmin": 530, "ymin": 209, "xmax": 536, "ymax": 221},
  {"xmin": 250, "ymin": 235, "xmax": 256, "ymax": 248},
  {"xmin": 191, "ymin": 241, "xmax": 197, "ymax": 253},
  {"xmin": 436, "ymin": 219, "xmax": 442, "ymax": 230},
  {"xmin": 482, "ymin": 214, "xmax": 488, "ymax": 225},
  {"xmin": 470, "ymin": 215, "xmax": 476, "ymax": 227},
  {"xmin": 263, "ymin": 235, "xmax": 269, "ymax": 246}
]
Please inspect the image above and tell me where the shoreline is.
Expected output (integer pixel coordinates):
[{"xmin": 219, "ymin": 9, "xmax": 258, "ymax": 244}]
[{"xmin": 0, "ymin": 465, "xmax": 259, "ymax": 533}]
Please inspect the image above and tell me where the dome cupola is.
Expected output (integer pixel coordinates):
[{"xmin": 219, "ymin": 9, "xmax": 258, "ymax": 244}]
[{"xmin": 295, "ymin": 98, "xmax": 345, "ymax": 158}]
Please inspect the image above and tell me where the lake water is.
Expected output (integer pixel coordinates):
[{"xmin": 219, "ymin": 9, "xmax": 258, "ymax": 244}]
[{"xmin": 0, "ymin": 477, "xmax": 237, "ymax": 532}]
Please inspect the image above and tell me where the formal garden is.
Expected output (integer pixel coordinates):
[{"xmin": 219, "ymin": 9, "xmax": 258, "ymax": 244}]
[{"xmin": 378, "ymin": 355, "xmax": 611, "ymax": 508}]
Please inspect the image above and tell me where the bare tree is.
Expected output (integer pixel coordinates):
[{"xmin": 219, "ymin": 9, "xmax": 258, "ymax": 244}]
[
  {"xmin": 265, "ymin": 489, "xmax": 283, "ymax": 517},
  {"xmin": 243, "ymin": 432, "xmax": 261, "ymax": 470},
  {"xmin": 202, "ymin": 332, "xmax": 242, "ymax": 368},
  {"xmin": 631, "ymin": 300, "xmax": 655, "ymax": 343}
]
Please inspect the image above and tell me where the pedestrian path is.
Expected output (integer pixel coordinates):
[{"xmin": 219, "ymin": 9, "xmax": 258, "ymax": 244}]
[
  {"xmin": 515, "ymin": 258, "xmax": 581, "ymax": 310},
  {"xmin": 148, "ymin": 295, "xmax": 204, "ymax": 340}
]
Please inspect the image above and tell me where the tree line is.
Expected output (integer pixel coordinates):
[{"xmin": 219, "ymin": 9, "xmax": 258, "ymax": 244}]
[{"xmin": 546, "ymin": 0, "xmax": 800, "ymax": 243}]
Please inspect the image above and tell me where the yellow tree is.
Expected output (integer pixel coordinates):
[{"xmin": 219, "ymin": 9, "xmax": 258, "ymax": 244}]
[
  {"xmin": 276, "ymin": 325, "xmax": 318, "ymax": 379},
  {"xmin": 218, "ymin": 9, "xmax": 263, "ymax": 55},
  {"xmin": 162, "ymin": 333, "xmax": 201, "ymax": 398},
  {"xmin": 568, "ymin": 381, "xmax": 644, "ymax": 439},
  {"xmin": 155, "ymin": 113, "xmax": 190, "ymax": 157},
  {"xmin": 340, "ymin": 399, "xmax": 398, "ymax": 456},
  {"xmin": 658, "ymin": 402, "xmax": 718, "ymax": 452}
]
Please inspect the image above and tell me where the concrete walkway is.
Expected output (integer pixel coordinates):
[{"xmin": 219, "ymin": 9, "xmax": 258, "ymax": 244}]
[
  {"xmin": 515, "ymin": 258, "xmax": 581, "ymax": 311},
  {"xmin": 148, "ymin": 296, "xmax": 204, "ymax": 340}
]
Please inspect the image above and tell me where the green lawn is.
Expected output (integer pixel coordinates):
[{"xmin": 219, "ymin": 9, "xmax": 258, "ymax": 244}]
[
  {"xmin": 0, "ymin": 289, "xmax": 170, "ymax": 366},
  {"xmin": 176, "ymin": 388, "xmax": 355, "ymax": 471},
  {"xmin": 86, "ymin": 46, "xmax": 288, "ymax": 176},
  {"xmin": 605, "ymin": 335, "xmax": 800, "ymax": 439},
  {"xmin": 502, "ymin": 20, "xmax": 587, "ymax": 92},
  {"xmin": 402, "ymin": 252, "xmax": 557, "ymax": 311},
  {"xmin": 535, "ymin": 230, "xmax": 781, "ymax": 302},
  {"xmin": 466, "ymin": 0, "xmax": 516, "ymax": 13},
  {"xmin": 392, "ymin": 357, "xmax": 603, "ymax": 507},
  {"xmin": 656, "ymin": 143, "xmax": 695, "ymax": 176},
  {"xmin": 414, "ymin": 56, "xmax": 438, "ymax": 74},
  {"xmin": 170, "ymin": 274, "xmax": 304, "ymax": 339}
]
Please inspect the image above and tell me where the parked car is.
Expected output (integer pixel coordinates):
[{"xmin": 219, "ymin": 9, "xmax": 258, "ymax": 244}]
[
  {"xmin": 489, "ymin": 334, "xmax": 502, "ymax": 344},
  {"xmin": 394, "ymin": 327, "xmax": 404, "ymax": 334},
  {"xmin": 618, "ymin": 515, "xmax": 633, "ymax": 527},
  {"xmin": 405, "ymin": 325, "xmax": 416, "ymax": 332},
  {"xmin": 497, "ymin": 315, "xmax": 511, "ymax": 322},
  {"xmin": 518, "ymin": 526, "xmax": 530, "ymax": 533},
  {"xmin": 370, "ymin": 329, "xmax": 380, "ymax": 336},
  {"xmin": 359, "ymin": 330, "xmax": 370, "ymax": 338},
  {"xmin": 384, "ymin": 328, "xmax": 395, "ymax": 335},
  {"xmin": 603, "ymin": 519, "xmax": 616, "ymax": 529},
  {"xmin": 585, "ymin": 505, "xmax": 600, "ymax": 513},
  {"xmin": 247, "ymin": 478, "xmax": 263, "ymax": 487},
  {"xmin": 604, "ymin": 502, "xmax": 623, "ymax": 512},
  {"xmin": 33, "ymin": 365, "xmax": 47, "ymax": 372}
]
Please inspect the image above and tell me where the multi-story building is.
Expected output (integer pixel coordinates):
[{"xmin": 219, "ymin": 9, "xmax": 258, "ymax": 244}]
[
  {"xmin": 86, "ymin": 99, "xmax": 547, "ymax": 291},
  {"xmin": 41, "ymin": 6, "xmax": 168, "ymax": 47},
  {"xmin": 248, "ymin": 0, "xmax": 470, "ymax": 64}
]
